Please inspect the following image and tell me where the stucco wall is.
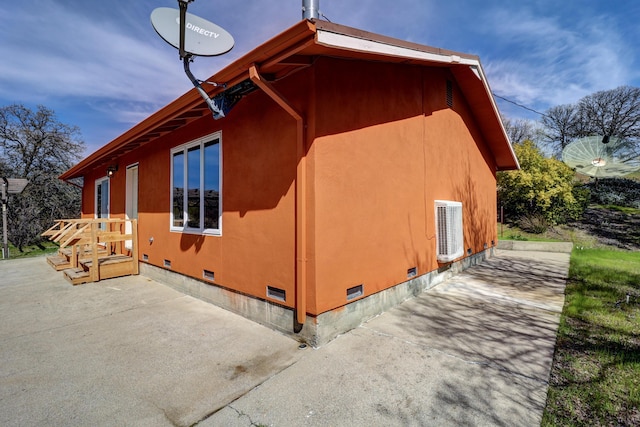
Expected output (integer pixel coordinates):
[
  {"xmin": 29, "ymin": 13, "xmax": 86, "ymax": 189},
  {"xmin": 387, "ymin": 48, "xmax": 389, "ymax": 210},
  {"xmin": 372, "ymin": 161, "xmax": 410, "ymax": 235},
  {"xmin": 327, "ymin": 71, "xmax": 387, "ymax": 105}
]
[
  {"xmin": 82, "ymin": 86, "xmax": 301, "ymax": 310},
  {"xmin": 80, "ymin": 57, "xmax": 498, "ymax": 318},
  {"xmin": 310, "ymin": 58, "xmax": 498, "ymax": 314}
]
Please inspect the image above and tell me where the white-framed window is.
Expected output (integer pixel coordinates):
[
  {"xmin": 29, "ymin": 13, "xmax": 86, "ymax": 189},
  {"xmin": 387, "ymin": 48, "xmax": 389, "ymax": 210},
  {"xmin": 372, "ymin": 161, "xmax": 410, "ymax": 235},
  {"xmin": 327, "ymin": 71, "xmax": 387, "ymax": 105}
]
[
  {"xmin": 125, "ymin": 163, "xmax": 139, "ymax": 250},
  {"xmin": 95, "ymin": 176, "xmax": 109, "ymax": 220},
  {"xmin": 170, "ymin": 131, "xmax": 222, "ymax": 235},
  {"xmin": 95, "ymin": 176, "xmax": 110, "ymax": 231}
]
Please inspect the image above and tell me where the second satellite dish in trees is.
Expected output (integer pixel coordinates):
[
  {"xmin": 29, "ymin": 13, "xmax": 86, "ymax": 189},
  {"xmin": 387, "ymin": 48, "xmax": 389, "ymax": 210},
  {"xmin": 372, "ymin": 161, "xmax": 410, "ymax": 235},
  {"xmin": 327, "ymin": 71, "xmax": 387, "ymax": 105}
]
[{"xmin": 151, "ymin": 7, "xmax": 234, "ymax": 57}]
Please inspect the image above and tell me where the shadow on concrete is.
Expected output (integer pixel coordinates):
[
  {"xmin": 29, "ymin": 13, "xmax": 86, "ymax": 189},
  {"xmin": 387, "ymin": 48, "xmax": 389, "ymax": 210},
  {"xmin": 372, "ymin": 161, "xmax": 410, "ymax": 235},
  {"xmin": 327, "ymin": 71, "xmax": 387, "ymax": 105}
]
[{"xmin": 362, "ymin": 251, "xmax": 569, "ymax": 426}]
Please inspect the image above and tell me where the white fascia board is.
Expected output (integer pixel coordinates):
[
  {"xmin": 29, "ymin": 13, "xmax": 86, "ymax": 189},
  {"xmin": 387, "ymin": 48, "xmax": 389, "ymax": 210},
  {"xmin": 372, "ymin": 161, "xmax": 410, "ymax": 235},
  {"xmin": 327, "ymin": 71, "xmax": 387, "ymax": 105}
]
[
  {"xmin": 316, "ymin": 29, "xmax": 480, "ymax": 67},
  {"xmin": 470, "ymin": 61, "xmax": 520, "ymax": 168}
]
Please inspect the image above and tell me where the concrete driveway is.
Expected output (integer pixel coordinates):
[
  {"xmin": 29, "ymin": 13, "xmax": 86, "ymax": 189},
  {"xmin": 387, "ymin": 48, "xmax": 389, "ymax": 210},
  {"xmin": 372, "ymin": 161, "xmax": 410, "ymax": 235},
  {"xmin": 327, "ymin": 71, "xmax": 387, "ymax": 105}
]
[{"xmin": 0, "ymin": 246, "xmax": 570, "ymax": 426}]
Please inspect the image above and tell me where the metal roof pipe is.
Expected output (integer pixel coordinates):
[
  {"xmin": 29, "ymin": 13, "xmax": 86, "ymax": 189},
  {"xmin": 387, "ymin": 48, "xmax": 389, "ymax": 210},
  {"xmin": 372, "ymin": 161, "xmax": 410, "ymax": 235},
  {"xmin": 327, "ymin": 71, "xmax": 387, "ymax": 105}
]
[{"xmin": 302, "ymin": 0, "xmax": 319, "ymax": 20}]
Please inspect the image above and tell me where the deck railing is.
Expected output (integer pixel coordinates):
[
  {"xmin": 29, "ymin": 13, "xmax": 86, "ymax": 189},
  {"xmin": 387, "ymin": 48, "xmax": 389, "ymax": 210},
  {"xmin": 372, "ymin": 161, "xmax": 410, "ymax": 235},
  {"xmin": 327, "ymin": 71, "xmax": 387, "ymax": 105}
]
[{"xmin": 42, "ymin": 218, "xmax": 138, "ymax": 284}]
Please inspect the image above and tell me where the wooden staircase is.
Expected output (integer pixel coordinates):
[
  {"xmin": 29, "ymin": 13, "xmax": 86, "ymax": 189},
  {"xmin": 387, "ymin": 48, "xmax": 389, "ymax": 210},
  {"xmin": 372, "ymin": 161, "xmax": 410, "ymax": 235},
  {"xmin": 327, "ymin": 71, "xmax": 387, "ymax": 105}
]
[{"xmin": 42, "ymin": 218, "xmax": 138, "ymax": 285}]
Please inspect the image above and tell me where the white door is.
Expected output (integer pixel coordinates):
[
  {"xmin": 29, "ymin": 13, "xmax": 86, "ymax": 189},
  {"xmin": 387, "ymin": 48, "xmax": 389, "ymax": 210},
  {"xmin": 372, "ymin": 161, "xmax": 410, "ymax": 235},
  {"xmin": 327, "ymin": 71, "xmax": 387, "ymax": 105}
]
[{"xmin": 125, "ymin": 164, "xmax": 139, "ymax": 250}]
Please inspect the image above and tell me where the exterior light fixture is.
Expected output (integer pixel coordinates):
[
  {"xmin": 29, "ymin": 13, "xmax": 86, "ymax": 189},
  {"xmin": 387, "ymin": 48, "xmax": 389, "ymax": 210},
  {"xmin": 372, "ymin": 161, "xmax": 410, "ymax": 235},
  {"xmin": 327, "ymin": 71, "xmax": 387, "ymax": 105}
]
[{"xmin": 107, "ymin": 165, "xmax": 118, "ymax": 178}]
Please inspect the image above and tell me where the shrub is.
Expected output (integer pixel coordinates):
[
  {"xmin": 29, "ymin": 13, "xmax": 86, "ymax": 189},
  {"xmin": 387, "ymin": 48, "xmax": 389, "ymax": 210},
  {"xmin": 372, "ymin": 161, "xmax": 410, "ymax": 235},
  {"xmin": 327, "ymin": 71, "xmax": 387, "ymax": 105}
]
[
  {"xmin": 586, "ymin": 178, "xmax": 640, "ymax": 209},
  {"xmin": 498, "ymin": 140, "xmax": 589, "ymax": 227},
  {"xmin": 517, "ymin": 214, "xmax": 550, "ymax": 234}
]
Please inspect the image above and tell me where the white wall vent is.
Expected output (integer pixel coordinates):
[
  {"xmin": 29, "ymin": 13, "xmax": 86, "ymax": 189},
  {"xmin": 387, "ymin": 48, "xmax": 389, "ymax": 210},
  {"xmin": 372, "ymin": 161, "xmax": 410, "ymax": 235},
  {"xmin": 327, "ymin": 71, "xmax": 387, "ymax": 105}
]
[{"xmin": 435, "ymin": 200, "xmax": 464, "ymax": 263}]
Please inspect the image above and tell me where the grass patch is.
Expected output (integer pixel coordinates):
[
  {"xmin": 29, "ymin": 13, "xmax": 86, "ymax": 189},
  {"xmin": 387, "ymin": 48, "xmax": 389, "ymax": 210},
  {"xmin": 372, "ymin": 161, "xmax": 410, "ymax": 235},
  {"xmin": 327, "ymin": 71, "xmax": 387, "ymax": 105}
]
[
  {"xmin": 497, "ymin": 222, "xmax": 567, "ymax": 242},
  {"xmin": 0, "ymin": 241, "xmax": 59, "ymax": 260},
  {"xmin": 594, "ymin": 204, "xmax": 640, "ymax": 215},
  {"xmin": 498, "ymin": 223, "xmax": 575, "ymax": 243},
  {"xmin": 542, "ymin": 248, "xmax": 640, "ymax": 426}
]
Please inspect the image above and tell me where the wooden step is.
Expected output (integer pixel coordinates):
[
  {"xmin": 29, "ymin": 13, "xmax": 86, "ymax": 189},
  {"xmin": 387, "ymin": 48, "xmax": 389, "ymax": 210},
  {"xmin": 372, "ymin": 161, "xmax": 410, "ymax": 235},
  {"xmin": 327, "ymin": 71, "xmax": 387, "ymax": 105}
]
[
  {"xmin": 63, "ymin": 268, "xmax": 91, "ymax": 286},
  {"xmin": 59, "ymin": 246, "xmax": 107, "ymax": 261},
  {"xmin": 46, "ymin": 255, "xmax": 71, "ymax": 271},
  {"xmin": 80, "ymin": 254, "xmax": 136, "ymax": 282},
  {"xmin": 80, "ymin": 254, "xmax": 132, "ymax": 268}
]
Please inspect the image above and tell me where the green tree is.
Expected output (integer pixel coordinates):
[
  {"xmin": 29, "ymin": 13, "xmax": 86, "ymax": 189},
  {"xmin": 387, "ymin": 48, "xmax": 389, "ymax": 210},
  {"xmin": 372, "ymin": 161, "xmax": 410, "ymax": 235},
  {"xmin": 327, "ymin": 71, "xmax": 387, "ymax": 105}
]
[
  {"xmin": 498, "ymin": 140, "xmax": 588, "ymax": 231},
  {"xmin": 0, "ymin": 104, "xmax": 85, "ymax": 251}
]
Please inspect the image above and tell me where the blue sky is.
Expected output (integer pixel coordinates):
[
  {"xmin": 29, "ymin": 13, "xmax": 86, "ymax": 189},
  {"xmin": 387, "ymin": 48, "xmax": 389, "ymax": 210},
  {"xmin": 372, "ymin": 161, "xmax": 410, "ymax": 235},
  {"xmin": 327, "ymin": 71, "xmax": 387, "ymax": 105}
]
[{"xmin": 1, "ymin": 0, "xmax": 639, "ymax": 155}]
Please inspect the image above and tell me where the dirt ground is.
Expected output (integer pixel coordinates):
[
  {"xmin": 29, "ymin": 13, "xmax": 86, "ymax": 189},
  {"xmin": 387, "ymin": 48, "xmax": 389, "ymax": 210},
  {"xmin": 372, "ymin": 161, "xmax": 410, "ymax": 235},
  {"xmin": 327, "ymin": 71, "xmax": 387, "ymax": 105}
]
[{"xmin": 558, "ymin": 206, "xmax": 640, "ymax": 251}]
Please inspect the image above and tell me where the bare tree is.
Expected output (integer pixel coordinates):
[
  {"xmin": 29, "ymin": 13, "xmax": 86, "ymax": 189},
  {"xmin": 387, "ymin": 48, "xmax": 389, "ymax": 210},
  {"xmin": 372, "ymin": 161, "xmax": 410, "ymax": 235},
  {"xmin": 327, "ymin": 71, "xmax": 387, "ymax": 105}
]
[
  {"xmin": 540, "ymin": 86, "xmax": 640, "ymax": 157},
  {"xmin": 502, "ymin": 116, "xmax": 540, "ymax": 144},
  {"xmin": 0, "ymin": 104, "xmax": 85, "ymax": 251},
  {"xmin": 578, "ymin": 86, "xmax": 640, "ymax": 139},
  {"xmin": 540, "ymin": 104, "xmax": 584, "ymax": 157}
]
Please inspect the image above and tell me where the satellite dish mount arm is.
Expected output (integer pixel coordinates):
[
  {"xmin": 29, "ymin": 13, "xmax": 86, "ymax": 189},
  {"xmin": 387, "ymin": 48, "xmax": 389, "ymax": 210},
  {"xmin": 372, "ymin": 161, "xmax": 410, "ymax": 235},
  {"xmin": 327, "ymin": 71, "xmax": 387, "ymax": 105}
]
[
  {"xmin": 177, "ymin": 0, "xmax": 225, "ymax": 118},
  {"xmin": 183, "ymin": 56, "xmax": 225, "ymax": 118},
  {"xmin": 178, "ymin": 0, "xmax": 193, "ymax": 60}
]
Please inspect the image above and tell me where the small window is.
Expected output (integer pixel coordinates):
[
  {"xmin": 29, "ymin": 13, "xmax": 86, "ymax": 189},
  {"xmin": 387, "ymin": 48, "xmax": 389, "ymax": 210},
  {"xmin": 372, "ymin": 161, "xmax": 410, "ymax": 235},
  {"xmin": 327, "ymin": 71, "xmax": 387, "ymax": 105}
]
[{"xmin": 171, "ymin": 132, "xmax": 222, "ymax": 235}]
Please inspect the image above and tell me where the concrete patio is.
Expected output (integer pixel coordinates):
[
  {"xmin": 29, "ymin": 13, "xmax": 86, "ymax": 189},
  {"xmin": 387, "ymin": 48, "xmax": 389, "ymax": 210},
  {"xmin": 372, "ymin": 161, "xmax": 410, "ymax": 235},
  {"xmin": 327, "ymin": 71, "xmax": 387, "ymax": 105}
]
[{"xmin": 0, "ymin": 244, "xmax": 571, "ymax": 426}]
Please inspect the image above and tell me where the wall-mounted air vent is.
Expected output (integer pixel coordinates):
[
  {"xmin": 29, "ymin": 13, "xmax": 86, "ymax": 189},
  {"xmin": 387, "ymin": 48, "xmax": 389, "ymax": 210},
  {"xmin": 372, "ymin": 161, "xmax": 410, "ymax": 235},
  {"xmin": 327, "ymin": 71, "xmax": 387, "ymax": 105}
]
[
  {"xmin": 435, "ymin": 200, "xmax": 463, "ymax": 262},
  {"xmin": 446, "ymin": 80, "xmax": 453, "ymax": 108}
]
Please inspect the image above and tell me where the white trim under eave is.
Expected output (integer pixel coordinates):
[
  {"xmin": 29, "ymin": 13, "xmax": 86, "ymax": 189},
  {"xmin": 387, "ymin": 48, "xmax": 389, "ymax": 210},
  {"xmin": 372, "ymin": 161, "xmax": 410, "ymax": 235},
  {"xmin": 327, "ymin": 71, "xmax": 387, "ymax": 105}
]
[
  {"xmin": 316, "ymin": 29, "xmax": 480, "ymax": 67},
  {"xmin": 469, "ymin": 63, "xmax": 520, "ymax": 169}
]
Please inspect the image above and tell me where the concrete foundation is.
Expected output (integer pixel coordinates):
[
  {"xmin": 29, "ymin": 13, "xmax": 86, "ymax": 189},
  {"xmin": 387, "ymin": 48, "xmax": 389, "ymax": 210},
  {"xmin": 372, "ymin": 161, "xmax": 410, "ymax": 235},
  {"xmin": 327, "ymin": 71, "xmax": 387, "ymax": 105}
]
[{"xmin": 140, "ymin": 247, "xmax": 494, "ymax": 347}]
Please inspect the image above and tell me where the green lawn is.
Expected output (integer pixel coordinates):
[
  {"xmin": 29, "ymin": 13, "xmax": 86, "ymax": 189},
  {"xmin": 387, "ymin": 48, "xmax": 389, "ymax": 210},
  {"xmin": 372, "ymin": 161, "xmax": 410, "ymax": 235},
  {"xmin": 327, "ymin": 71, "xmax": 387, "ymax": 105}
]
[
  {"xmin": 542, "ymin": 248, "xmax": 640, "ymax": 426},
  {"xmin": 497, "ymin": 222, "xmax": 565, "ymax": 242},
  {"xmin": 0, "ymin": 241, "xmax": 59, "ymax": 260}
]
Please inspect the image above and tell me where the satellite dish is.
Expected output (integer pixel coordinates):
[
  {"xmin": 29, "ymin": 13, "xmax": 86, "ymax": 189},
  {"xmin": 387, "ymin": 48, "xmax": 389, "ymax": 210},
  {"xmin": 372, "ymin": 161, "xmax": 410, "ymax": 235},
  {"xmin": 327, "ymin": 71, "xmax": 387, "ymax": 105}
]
[
  {"xmin": 562, "ymin": 135, "xmax": 640, "ymax": 178},
  {"xmin": 150, "ymin": 7, "xmax": 234, "ymax": 57}
]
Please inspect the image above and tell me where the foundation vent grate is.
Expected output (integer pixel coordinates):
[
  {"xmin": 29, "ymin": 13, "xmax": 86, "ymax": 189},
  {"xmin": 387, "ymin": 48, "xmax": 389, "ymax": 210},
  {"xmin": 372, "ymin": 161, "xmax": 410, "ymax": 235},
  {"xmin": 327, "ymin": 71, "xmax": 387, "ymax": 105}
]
[
  {"xmin": 407, "ymin": 267, "xmax": 417, "ymax": 278},
  {"xmin": 267, "ymin": 286, "xmax": 286, "ymax": 302},
  {"xmin": 347, "ymin": 284, "xmax": 364, "ymax": 301}
]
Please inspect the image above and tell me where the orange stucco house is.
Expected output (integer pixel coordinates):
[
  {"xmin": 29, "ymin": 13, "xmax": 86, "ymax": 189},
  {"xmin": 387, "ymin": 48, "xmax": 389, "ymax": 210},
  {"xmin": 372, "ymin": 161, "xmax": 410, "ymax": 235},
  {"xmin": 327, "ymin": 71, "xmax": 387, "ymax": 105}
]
[{"xmin": 60, "ymin": 19, "xmax": 518, "ymax": 346}]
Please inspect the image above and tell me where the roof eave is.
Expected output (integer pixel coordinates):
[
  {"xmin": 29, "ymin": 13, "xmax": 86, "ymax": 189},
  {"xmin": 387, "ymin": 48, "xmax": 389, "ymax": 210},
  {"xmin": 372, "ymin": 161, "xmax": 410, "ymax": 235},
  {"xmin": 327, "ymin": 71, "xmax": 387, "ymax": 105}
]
[
  {"xmin": 61, "ymin": 18, "xmax": 519, "ymax": 179},
  {"xmin": 60, "ymin": 20, "xmax": 319, "ymax": 181}
]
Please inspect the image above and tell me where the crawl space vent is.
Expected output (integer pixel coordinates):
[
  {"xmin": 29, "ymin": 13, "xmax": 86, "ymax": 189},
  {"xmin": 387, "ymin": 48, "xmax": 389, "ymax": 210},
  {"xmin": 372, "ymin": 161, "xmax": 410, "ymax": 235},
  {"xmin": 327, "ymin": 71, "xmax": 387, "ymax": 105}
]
[
  {"xmin": 203, "ymin": 269, "xmax": 215, "ymax": 281},
  {"xmin": 267, "ymin": 286, "xmax": 286, "ymax": 302},
  {"xmin": 347, "ymin": 284, "xmax": 364, "ymax": 301},
  {"xmin": 435, "ymin": 200, "xmax": 463, "ymax": 262}
]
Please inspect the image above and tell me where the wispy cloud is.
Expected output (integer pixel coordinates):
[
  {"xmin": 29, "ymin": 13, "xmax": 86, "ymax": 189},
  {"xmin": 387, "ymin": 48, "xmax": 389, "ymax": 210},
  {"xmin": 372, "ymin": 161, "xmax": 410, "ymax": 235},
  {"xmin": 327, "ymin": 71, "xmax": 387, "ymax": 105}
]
[
  {"xmin": 480, "ymin": 6, "xmax": 637, "ymax": 110},
  {"xmin": 1, "ymin": 0, "xmax": 638, "ymax": 151},
  {"xmin": 0, "ymin": 3, "xmax": 187, "ymax": 104}
]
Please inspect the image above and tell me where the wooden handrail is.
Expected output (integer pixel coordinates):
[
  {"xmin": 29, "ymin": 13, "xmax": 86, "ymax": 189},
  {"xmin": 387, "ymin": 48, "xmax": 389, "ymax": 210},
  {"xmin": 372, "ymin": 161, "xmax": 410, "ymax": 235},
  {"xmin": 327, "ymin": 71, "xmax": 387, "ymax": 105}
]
[
  {"xmin": 44, "ymin": 218, "xmax": 139, "ymax": 284},
  {"xmin": 60, "ymin": 223, "xmax": 91, "ymax": 248}
]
